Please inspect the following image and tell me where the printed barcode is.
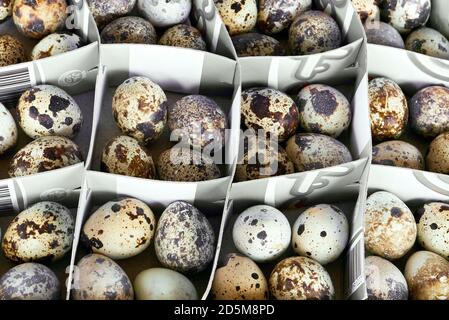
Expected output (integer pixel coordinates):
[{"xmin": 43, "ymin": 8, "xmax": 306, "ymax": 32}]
[
  {"xmin": 348, "ymin": 236, "xmax": 364, "ymax": 292},
  {"xmin": 0, "ymin": 184, "xmax": 13, "ymax": 213},
  {"xmin": 0, "ymin": 65, "xmax": 32, "ymax": 105}
]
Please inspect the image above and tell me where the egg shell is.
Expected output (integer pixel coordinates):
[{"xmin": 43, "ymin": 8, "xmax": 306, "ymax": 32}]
[
  {"xmin": 0, "ymin": 0, "xmax": 12, "ymax": 21},
  {"xmin": 101, "ymin": 16, "xmax": 157, "ymax": 44},
  {"xmin": 2, "ymin": 201, "xmax": 74, "ymax": 262},
  {"xmin": 365, "ymin": 191, "xmax": 417, "ymax": 260},
  {"xmin": 405, "ymin": 27, "xmax": 449, "ymax": 60},
  {"xmin": 157, "ymin": 147, "xmax": 221, "ymax": 182},
  {"xmin": 231, "ymin": 33, "xmax": 285, "ymax": 57},
  {"xmin": 72, "ymin": 254, "xmax": 134, "ymax": 300},
  {"xmin": 214, "ymin": 0, "xmax": 257, "ymax": 36},
  {"xmin": 427, "ymin": 132, "xmax": 449, "ymax": 174},
  {"xmin": 87, "ymin": 0, "xmax": 136, "ymax": 29},
  {"xmin": 351, "ymin": 0, "xmax": 380, "ymax": 22},
  {"xmin": 241, "ymin": 88, "xmax": 299, "ymax": 142},
  {"xmin": 404, "ymin": 251, "xmax": 449, "ymax": 300},
  {"xmin": 269, "ymin": 256, "xmax": 335, "ymax": 300},
  {"xmin": 365, "ymin": 256, "xmax": 408, "ymax": 300},
  {"xmin": 372, "ymin": 140, "xmax": 425, "ymax": 170},
  {"xmin": 289, "ymin": 10, "xmax": 342, "ymax": 56},
  {"xmin": 112, "ymin": 76, "xmax": 167, "ymax": 144},
  {"xmin": 364, "ymin": 20, "xmax": 405, "ymax": 49},
  {"xmin": 17, "ymin": 85, "xmax": 83, "ymax": 139},
  {"xmin": 381, "ymin": 0, "xmax": 431, "ymax": 34},
  {"xmin": 159, "ymin": 24, "xmax": 206, "ymax": 51},
  {"xmin": 0, "ymin": 263, "xmax": 60, "ymax": 300},
  {"xmin": 13, "ymin": 0, "xmax": 67, "ymax": 39},
  {"xmin": 416, "ymin": 202, "xmax": 449, "ymax": 259},
  {"xmin": 134, "ymin": 268, "xmax": 198, "ymax": 300},
  {"xmin": 31, "ymin": 33, "xmax": 82, "ymax": 61},
  {"xmin": 81, "ymin": 198, "xmax": 156, "ymax": 260},
  {"xmin": 137, "ymin": 0, "xmax": 191, "ymax": 28},
  {"xmin": 0, "ymin": 34, "xmax": 26, "ymax": 67},
  {"xmin": 257, "ymin": 0, "xmax": 311, "ymax": 34},
  {"xmin": 211, "ymin": 253, "xmax": 268, "ymax": 300},
  {"xmin": 369, "ymin": 77, "xmax": 408, "ymax": 141},
  {"xmin": 0, "ymin": 102, "xmax": 18, "ymax": 155},
  {"xmin": 155, "ymin": 201, "xmax": 215, "ymax": 274},
  {"xmin": 8, "ymin": 136, "xmax": 83, "ymax": 177},
  {"xmin": 167, "ymin": 95, "xmax": 227, "ymax": 148}
]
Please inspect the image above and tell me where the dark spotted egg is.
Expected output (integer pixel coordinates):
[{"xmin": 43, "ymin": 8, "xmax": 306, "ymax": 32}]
[
  {"xmin": 31, "ymin": 33, "xmax": 82, "ymax": 61},
  {"xmin": 364, "ymin": 20, "xmax": 405, "ymax": 49},
  {"xmin": 0, "ymin": 34, "xmax": 26, "ymax": 67},
  {"xmin": 87, "ymin": 0, "xmax": 136, "ymax": 29},
  {"xmin": 101, "ymin": 16, "xmax": 157, "ymax": 44},
  {"xmin": 137, "ymin": 0, "xmax": 191, "ymax": 28},
  {"xmin": 372, "ymin": 140, "xmax": 424, "ymax": 170},
  {"xmin": 231, "ymin": 33, "xmax": 285, "ymax": 57},
  {"xmin": 155, "ymin": 201, "xmax": 215, "ymax": 274},
  {"xmin": 257, "ymin": 0, "xmax": 311, "ymax": 34},
  {"xmin": 214, "ymin": 0, "xmax": 257, "ymax": 36},
  {"xmin": 0, "ymin": 0, "xmax": 12, "ymax": 21},
  {"xmin": 405, "ymin": 27, "xmax": 449, "ymax": 60},
  {"xmin": 381, "ymin": 0, "xmax": 431, "ymax": 34},
  {"xmin": 427, "ymin": 132, "xmax": 449, "ymax": 174},
  {"xmin": 0, "ymin": 102, "xmax": 17, "ymax": 155},
  {"xmin": 351, "ymin": 0, "xmax": 380, "ymax": 22},
  {"xmin": 159, "ymin": 24, "xmax": 207, "ymax": 51},
  {"xmin": 17, "ymin": 85, "xmax": 83, "ymax": 139}
]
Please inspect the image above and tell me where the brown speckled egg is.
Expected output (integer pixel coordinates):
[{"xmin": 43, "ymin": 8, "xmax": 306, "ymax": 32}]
[
  {"xmin": 365, "ymin": 191, "xmax": 417, "ymax": 260},
  {"xmin": 211, "ymin": 253, "xmax": 268, "ymax": 300},
  {"xmin": 288, "ymin": 11, "xmax": 342, "ymax": 55},
  {"xmin": 81, "ymin": 198, "xmax": 156, "ymax": 260},
  {"xmin": 87, "ymin": 0, "xmax": 136, "ymax": 29},
  {"xmin": 369, "ymin": 77, "xmax": 408, "ymax": 141},
  {"xmin": 427, "ymin": 132, "xmax": 449, "ymax": 174},
  {"xmin": 168, "ymin": 95, "xmax": 226, "ymax": 148},
  {"xmin": 0, "ymin": 263, "xmax": 60, "ymax": 300},
  {"xmin": 137, "ymin": 0, "xmax": 191, "ymax": 28},
  {"xmin": 112, "ymin": 76, "xmax": 167, "ymax": 144},
  {"xmin": 0, "ymin": 102, "xmax": 18, "ymax": 156},
  {"xmin": 8, "ymin": 136, "xmax": 83, "ymax": 177},
  {"xmin": 0, "ymin": 34, "xmax": 26, "ymax": 67},
  {"xmin": 296, "ymin": 84, "xmax": 351, "ymax": 138},
  {"xmin": 372, "ymin": 140, "xmax": 424, "ymax": 170},
  {"xmin": 155, "ymin": 201, "xmax": 215, "ymax": 274},
  {"xmin": 364, "ymin": 20, "xmax": 405, "ymax": 49},
  {"xmin": 2, "ymin": 201, "xmax": 74, "ymax": 262},
  {"xmin": 257, "ymin": 0, "xmax": 311, "ymax": 34},
  {"xmin": 381, "ymin": 0, "xmax": 431, "ymax": 34},
  {"xmin": 231, "ymin": 33, "xmax": 285, "ymax": 57},
  {"xmin": 72, "ymin": 254, "xmax": 134, "ymax": 300},
  {"xmin": 157, "ymin": 147, "xmax": 221, "ymax": 182},
  {"xmin": 159, "ymin": 24, "xmax": 207, "ymax": 51},
  {"xmin": 101, "ymin": 135, "xmax": 156, "ymax": 179},
  {"xmin": 0, "ymin": 0, "xmax": 13, "ymax": 21},
  {"xmin": 351, "ymin": 0, "xmax": 380, "ymax": 22},
  {"xmin": 416, "ymin": 203, "xmax": 449, "ymax": 259},
  {"xmin": 269, "ymin": 256, "xmax": 335, "ymax": 300},
  {"xmin": 404, "ymin": 251, "xmax": 449, "ymax": 300},
  {"xmin": 13, "ymin": 0, "xmax": 67, "ymax": 39},
  {"xmin": 365, "ymin": 256, "xmax": 408, "ymax": 300},
  {"xmin": 214, "ymin": 0, "xmax": 257, "ymax": 36},
  {"xmin": 17, "ymin": 85, "xmax": 83, "ymax": 139},
  {"xmin": 286, "ymin": 133, "xmax": 353, "ymax": 172},
  {"xmin": 405, "ymin": 27, "xmax": 449, "ymax": 60},
  {"xmin": 101, "ymin": 16, "xmax": 157, "ymax": 44},
  {"xmin": 241, "ymin": 88, "xmax": 299, "ymax": 142},
  {"xmin": 31, "ymin": 33, "xmax": 82, "ymax": 60}
]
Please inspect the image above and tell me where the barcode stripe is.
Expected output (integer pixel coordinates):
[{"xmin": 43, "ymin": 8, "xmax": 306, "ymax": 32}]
[
  {"xmin": 0, "ymin": 184, "xmax": 13, "ymax": 213},
  {"xmin": 0, "ymin": 65, "xmax": 32, "ymax": 105},
  {"xmin": 348, "ymin": 234, "xmax": 364, "ymax": 295}
]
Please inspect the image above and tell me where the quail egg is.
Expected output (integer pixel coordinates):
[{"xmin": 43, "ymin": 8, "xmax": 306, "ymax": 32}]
[
  {"xmin": 0, "ymin": 102, "xmax": 18, "ymax": 155},
  {"xmin": 364, "ymin": 20, "xmax": 405, "ymax": 48},
  {"xmin": 352, "ymin": 0, "xmax": 380, "ymax": 22},
  {"xmin": 372, "ymin": 140, "xmax": 425, "ymax": 170},
  {"xmin": 427, "ymin": 132, "xmax": 449, "ymax": 174},
  {"xmin": 137, "ymin": 0, "xmax": 191, "ymax": 28},
  {"xmin": 87, "ymin": 0, "xmax": 137, "ymax": 29},
  {"xmin": 257, "ymin": 0, "xmax": 311, "ymax": 34},
  {"xmin": 31, "ymin": 33, "xmax": 82, "ymax": 60},
  {"xmin": 405, "ymin": 27, "xmax": 449, "ymax": 60},
  {"xmin": 0, "ymin": 34, "xmax": 26, "ymax": 67},
  {"xmin": 101, "ymin": 16, "xmax": 157, "ymax": 44},
  {"xmin": 0, "ymin": 0, "xmax": 12, "ymax": 21},
  {"xmin": 2, "ymin": 201, "xmax": 74, "ymax": 262},
  {"xmin": 381, "ymin": 0, "xmax": 431, "ymax": 34},
  {"xmin": 231, "ymin": 33, "xmax": 285, "ymax": 57},
  {"xmin": 214, "ymin": 0, "xmax": 257, "ymax": 36},
  {"xmin": 159, "ymin": 24, "xmax": 207, "ymax": 50}
]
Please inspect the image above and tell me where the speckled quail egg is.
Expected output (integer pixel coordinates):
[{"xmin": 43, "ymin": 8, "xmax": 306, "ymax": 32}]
[
  {"xmin": 0, "ymin": 263, "xmax": 60, "ymax": 300},
  {"xmin": 364, "ymin": 20, "xmax": 405, "ymax": 49},
  {"xmin": 155, "ymin": 201, "xmax": 215, "ymax": 274},
  {"xmin": 113, "ymin": 77, "xmax": 167, "ymax": 144},
  {"xmin": 81, "ymin": 198, "xmax": 156, "ymax": 260},
  {"xmin": 292, "ymin": 204, "xmax": 349, "ymax": 265},
  {"xmin": 241, "ymin": 88, "xmax": 299, "ymax": 142},
  {"xmin": 168, "ymin": 95, "xmax": 226, "ymax": 148},
  {"xmin": 257, "ymin": 0, "xmax": 311, "ymax": 34},
  {"xmin": 31, "ymin": 33, "xmax": 82, "ymax": 60},
  {"xmin": 101, "ymin": 16, "xmax": 157, "ymax": 44},
  {"xmin": 134, "ymin": 268, "xmax": 198, "ymax": 300},
  {"xmin": 8, "ymin": 136, "xmax": 83, "ymax": 177},
  {"xmin": 0, "ymin": 0, "xmax": 12, "ymax": 21},
  {"xmin": 2, "ymin": 201, "xmax": 74, "ymax": 262},
  {"xmin": 269, "ymin": 256, "xmax": 335, "ymax": 300},
  {"xmin": 369, "ymin": 77, "xmax": 408, "ymax": 141},
  {"xmin": 0, "ymin": 34, "xmax": 26, "ymax": 67},
  {"xmin": 289, "ymin": 11, "xmax": 342, "ymax": 56},
  {"xmin": 232, "ymin": 205, "xmax": 291, "ymax": 263},
  {"xmin": 405, "ymin": 27, "xmax": 449, "ymax": 60},
  {"xmin": 372, "ymin": 140, "xmax": 425, "ymax": 170},
  {"xmin": 410, "ymin": 86, "xmax": 449, "ymax": 138},
  {"xmin": 365, "ymin": 192, "xmax": 417, "ymax": 260},
  {"xmin": 159, "ymin": 24, "xmax": 207, "ymax": 50},
  {"xmin": 157, "ymin": 147, "xmax": 221, "ymax": 182},
  {"xmin": 0, "ymin": 103, "xmax": 18, "ymax": 155},
  {"xmin": 17, "ymin": 85, "xmax": 83, "ymax": 139},
  {"xmin": 427, "ymin": 132, "xmax": 449, "ymax": 174},
  {"xmin": 72, "ymin": 254, "xmax": 134, "ymax": 300},
  {"xmin": 365, "ymin": 256, "xmax": 408, "ymax": 300},
  {"xmin": 137, "ymin": 0, "xmax": 191, "ymax": 28},
  {"xmin": 212, "ymin": 253, "xmax": 269, "ymax": 300},
  {"xmin": 296, "ymin": 84, "xmax": 352, "ymax": 138},
  {"xmin": 286, "ymin": 133, "xmax": 353, "ymax": 172},
  {"xmin": 214, "ymin": 0, "xmax": 257, "ymax": 36},
  {"xmin": 87, "ymin": 0, "xmax": 136, "ymax": 29},
  {"xmin": 405, "ymin": 251, "xmax": 449, "ymax": 300},
  {"xmin": 13, "ymin": 0, "xmax": 67, "ymax": 39},
  {"xmin": 381, "ymin": 0, "xmax": 431, "ymax": 34},
  {"xmin": 352, "ymin": 0, "xmax": 380, "ymax": 22},
  {"xmin": 231, "ymin": 33, "xmax": 285, "ymax": 57},
  {"xmin": 416, "ymin": 202, "xmax": 449, "ymax": 259}
]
